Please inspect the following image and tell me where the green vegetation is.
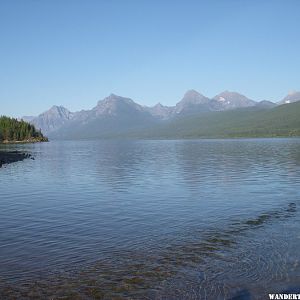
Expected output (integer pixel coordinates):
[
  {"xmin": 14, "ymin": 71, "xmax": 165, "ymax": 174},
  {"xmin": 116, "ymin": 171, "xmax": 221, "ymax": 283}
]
[
  {"xmin": 132, "ymin": 101, "xmax": 300, "ymax": 139},
  {"xmin": 0, "ymin": 116, "xmax": 48, "ymax": 143}
]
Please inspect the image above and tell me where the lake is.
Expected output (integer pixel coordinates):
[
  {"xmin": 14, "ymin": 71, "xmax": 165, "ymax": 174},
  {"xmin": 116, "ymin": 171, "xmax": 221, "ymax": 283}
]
[{"xmin": 0, "ymin": 139, "xmax": 300, "ymax": 299}]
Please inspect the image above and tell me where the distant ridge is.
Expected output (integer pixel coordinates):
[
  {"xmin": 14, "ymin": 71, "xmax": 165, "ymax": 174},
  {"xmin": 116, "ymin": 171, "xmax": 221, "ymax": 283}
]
[
  {"xmin": 133, "ymin": 101, "xmax": 300, "ymax": 139},
  {"xmin": 21, "ymin": 90, "xmax": 300, "ymax": 139}
]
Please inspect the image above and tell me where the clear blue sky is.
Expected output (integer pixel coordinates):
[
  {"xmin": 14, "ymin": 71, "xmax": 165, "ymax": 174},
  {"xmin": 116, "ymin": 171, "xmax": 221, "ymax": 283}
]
[{"xmin": 1, "ymin": 0, "xmax": 300, "ymax": 117}]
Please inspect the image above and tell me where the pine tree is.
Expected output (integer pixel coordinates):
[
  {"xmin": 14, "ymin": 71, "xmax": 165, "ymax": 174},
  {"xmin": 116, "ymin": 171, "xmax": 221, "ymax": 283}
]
[{"xmin": 0, "ymin": 116, "xmax": 48, "ymax": 142}]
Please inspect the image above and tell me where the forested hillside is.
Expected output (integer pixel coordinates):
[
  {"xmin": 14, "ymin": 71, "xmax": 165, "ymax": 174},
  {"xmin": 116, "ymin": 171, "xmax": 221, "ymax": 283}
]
[
  {"xmin": 0, "ymin": 116, "xmax": 48, "ymax": 142},
  {"xmin": 128, "ymin": 101, "xmax": 300, "ymax": 139}
]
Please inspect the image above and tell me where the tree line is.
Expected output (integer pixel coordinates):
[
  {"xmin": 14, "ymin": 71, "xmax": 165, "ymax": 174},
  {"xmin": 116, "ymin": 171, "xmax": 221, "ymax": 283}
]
[{"xmin": 0, "ymin": 116, "xmax": 47, "ymax": 142}]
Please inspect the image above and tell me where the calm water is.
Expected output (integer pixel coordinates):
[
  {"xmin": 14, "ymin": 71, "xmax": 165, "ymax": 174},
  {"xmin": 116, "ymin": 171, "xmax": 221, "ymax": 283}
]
[{"xmin": 0, "ymin": 139, "xmax": 300, "ymax": 299}]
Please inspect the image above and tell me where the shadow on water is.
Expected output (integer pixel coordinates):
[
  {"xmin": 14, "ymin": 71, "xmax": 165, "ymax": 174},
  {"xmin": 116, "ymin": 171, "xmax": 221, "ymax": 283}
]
[
  {"xmin": 0, "ymin": 202, "xmax": 298, "ymax": 299},
  {"xmin": 229, "ymin": 289, "xmax": 252, "ymax": 300}
]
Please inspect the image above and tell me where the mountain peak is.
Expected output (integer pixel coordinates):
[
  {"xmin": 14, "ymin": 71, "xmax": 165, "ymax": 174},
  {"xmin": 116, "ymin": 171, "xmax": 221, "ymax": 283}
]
[
  {"xmin": 280, "ymin": 91, "xmax": 300, "ymax": 104},
  {"xmin": 108, "ymin": 93, "xmax": 122, "ymax": 99},
  {"xmin": 98, "ymin": 94, "xmax": 134, "ymax": 106},
  {"xmin": 144, "ymin": 102, "xmax": 173, "ymax": 120},
  {"xmin": 45, "ymin": 106, "xmax": 72, "ymax": 119},
  {"xmin": 27, "ymin": 105, "xmax": 73, "ymax": 135},
  {"xmin": 49, "ymin": 105, "xmax": 69, "ymax": 112},
  {"xmin": 215, "ymin": 90, "xmax": 245, "ymax": 98},
  {"xmin": 256, "ymin": 100, "xmax": 276, "ymax": 109},
  {"xmin": 95, "ymin": 94, "xmax": 143, "ymax": 116},
  {"xmin": 173, "ymin": 90, "xmax": 210, "ymax": 114},
  {"xmin": 180, "ymin": 89, "xmax": 209, "ymax": 104},
  {"xmin": 153, "ymin": 102, "xmax": 165, "ymax": 108},
  {"xmin": 212, "ymin": 91, "xmax": 255, "ymax": 109},
  {"xmin": 183, "ymin": 89, "xmax": 203, "ymax": 98}
]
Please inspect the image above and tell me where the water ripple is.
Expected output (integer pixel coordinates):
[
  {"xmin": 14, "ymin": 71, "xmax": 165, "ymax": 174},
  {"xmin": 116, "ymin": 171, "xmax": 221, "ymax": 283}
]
[{"xmin": 0, "ymin": 139, "xmax": 300, "ymax": 299}]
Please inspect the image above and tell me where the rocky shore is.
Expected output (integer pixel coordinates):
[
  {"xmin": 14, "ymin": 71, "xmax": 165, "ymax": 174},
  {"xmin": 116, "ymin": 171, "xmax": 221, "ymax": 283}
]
[{"xmin": 0, "ymin": 151, "xmax": 32, "ymax": 168}]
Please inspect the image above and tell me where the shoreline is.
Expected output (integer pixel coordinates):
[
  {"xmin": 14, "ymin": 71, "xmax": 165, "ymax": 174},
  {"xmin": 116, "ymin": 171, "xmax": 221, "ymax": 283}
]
[
  {"xmin": 0, "ymin": 151, "xmax": 32, "ymax": 168},
  {"xmin": 1, "ymin": 138, "xmax": 48, "ymax": 144}
]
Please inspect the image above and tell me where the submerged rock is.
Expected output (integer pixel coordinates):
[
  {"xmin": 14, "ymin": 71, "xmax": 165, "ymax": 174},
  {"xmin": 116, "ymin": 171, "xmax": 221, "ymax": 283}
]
[{"xmin": 0, "ymin": 151, "xmax": 32, "ymax": 168}]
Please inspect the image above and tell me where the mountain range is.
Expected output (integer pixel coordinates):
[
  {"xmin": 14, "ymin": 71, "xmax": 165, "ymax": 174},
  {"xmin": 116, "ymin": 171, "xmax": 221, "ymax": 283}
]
[{"xmin": 22, "ymin": 90, "xmax": 300, "ymax": 139}]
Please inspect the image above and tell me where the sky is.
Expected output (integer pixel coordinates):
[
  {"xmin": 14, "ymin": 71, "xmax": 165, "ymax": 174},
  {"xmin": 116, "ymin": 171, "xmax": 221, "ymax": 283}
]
[{"xmin": 1, "ymin": 0, "xmax": 300, "ymax": 117}]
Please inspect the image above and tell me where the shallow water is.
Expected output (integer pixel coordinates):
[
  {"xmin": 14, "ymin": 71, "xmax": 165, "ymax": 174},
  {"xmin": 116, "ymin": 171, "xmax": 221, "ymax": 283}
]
[{"xmin": 0, "ymin": 139, "xmax": 299, "ymax": 299}]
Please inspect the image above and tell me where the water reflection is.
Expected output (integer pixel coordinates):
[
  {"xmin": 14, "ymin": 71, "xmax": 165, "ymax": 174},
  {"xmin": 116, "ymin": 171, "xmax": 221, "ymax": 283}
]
[{"xmin": 0, "ymin": 139, "xmax": 300, "ymax": 299}]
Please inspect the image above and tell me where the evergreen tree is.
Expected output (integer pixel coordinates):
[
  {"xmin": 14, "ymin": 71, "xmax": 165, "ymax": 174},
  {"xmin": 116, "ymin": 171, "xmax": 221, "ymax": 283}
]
[{"xmin": 0, "ymin": 116, "xmax": 48, "ymax": 142}]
